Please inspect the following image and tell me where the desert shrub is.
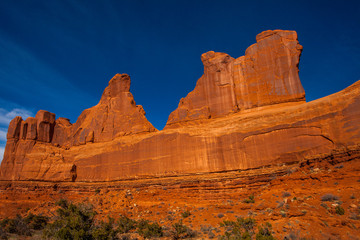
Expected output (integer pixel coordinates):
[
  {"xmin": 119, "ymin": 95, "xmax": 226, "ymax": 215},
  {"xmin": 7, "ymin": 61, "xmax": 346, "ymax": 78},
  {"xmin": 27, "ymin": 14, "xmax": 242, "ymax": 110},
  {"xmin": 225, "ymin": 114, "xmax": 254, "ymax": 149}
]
[
  {"xmin": 208, "ymin": 231, "xmax": 215, "ymax": 239},
  {"xmin": 282, "ymin": 192, "xmax": 291, "ymax": 198},
  {"xmin": 200, "ymin": 225, "xmax": 215, "ymax": 234},
  {"xmin": 118, "ymin": 234, "xmax": 136, "ymax": 240},
  {"xmin": 349, "ymin": 212, "xmax": 360, "ymax": 220},
  {"xmin": 280, "ymin": 210, "xmax": 287, "ymax": 218},
  {"xmin": 0, "ymin": 219, "xmax": 8, "ymax": 230},
  {"xmin": 219, "ymin": 217, "xmax": 256, "ymax": 239},
  {"xmin": 5, "ymin": 214, "xmax": 32, "ymax": 236},
  {"xmin": 0, "ymin": 226, "xmax": 8, "ymax": 240},
  {"xmin": 335, "ymin": 206, "xmax": 345, "ymax": 215},
  {"xmin": 181, "ymin": 210, "xmax": 191, "ymax": 218},
  {"xmin": 166, "ymin": 214, "xmax": 175, "ymax": 221},
  {"xmin": 256, "ymin": 222, "xmax": 275, "ymax": 240},
  {"xmin": 137, "ymin": 219, "xmax": 163, "ymax": 239},
  {"xmin": 277, "ymin": 201, "xmax": 284, "ymax": 208},
  {"xmin": 169, "ymin": 220, "xmax": 196, "ymax": 239},
  {"xmin": 43, "ymin": 199, "xmax": 96, "ymax": 240},
  {"xmin": 91, "ymin": 217, "xmax": 117, "ymax": 240},
  {"xmin": 284, "ymin": 230, "xmax": 304, "ymax": 240},
  {"xmin": 217, "ymin": 213, "xmax": 224, "ymax": 218},
  {"xmin": 243, "ymin": 194, "xmax": 255, "ymax": 204},
  {"xmin": 321, "ymin": 194, "xmax": 339, "ymax": 201},
  {"xmin": 24, "ymin": 213, "xmax": 49, "ymax": 230},
  {"xmin": 320, "ymin": 203, "xmax": 329, "ymax": 210},
  {"xmin": 117, "ymin": 215, "xmax": 137, "ymax": 234}
]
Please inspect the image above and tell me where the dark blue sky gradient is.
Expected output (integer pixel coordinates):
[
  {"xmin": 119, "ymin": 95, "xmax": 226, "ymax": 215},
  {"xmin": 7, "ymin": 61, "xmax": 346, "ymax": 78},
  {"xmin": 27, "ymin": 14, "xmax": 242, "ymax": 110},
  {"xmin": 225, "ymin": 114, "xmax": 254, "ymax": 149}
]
[{"xmin": 0, "ymin": 0, "xmax": 359, "ymax": 132}]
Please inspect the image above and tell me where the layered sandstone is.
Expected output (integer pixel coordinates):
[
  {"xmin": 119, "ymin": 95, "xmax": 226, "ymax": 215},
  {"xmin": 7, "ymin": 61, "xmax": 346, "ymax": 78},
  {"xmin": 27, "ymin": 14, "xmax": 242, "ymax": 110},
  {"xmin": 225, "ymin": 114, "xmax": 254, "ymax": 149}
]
[
  {"xmin": 166, "ymin": 30, "xmax": 305, "ymax": 127},
  {"xmin": 0, "ymin": 30, "xmax": 359, "ymax": 182},
  {"xmin": 0, "ymin": 73, "xmax": 156, "ymax": 181}
]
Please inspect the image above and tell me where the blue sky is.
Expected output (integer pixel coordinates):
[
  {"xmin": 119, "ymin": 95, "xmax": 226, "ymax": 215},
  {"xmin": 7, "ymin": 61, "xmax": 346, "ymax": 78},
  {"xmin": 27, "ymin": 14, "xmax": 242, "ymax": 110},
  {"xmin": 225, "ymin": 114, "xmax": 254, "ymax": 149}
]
[{"xmin": 0, "ymin": 0, "xmax": 359, "ymax": 161}]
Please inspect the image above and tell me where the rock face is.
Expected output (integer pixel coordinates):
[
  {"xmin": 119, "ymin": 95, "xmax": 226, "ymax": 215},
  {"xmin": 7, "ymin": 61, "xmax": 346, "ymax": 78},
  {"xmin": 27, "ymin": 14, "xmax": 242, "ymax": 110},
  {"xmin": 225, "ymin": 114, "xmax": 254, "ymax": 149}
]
[
  {"xmin": 0, "ymin": 73, "xmax": 156, "ymax": 180},
  {"xmin": 68, "ymin": 74, "xmax": 157, "ymax": 146},
  {"xmin": 0, "ymin": 29, "xmax": 359, "ymax": 182},
  {"xmin": 166, "ymin": 30, "xmax": 305, "ymax": 127}
]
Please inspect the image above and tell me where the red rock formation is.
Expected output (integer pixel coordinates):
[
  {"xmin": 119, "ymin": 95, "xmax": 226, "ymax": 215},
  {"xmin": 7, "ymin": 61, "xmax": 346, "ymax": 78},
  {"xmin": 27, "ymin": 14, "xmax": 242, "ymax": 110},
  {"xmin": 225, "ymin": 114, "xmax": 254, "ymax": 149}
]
[
  {"xmin": 68, "ymin": 73, "xmax": 157, "ymax": 146},
  {"xmin": 166, "ymin": 30, "xmax": 305, "ymax": 127},
  {"xmin": 0, "ymin": 73, "xmax": 156, "ymax": 180},
  {"xmin": 0, "ymin": 30, "xmax": 359, "ymax": 182},
  {"xmin": 35, "ymin": 110, "xmax": 56, "ymax": 143},
  {"xmin": 6, "ymin": 116, "xmax": 22, "ymax": 140}
]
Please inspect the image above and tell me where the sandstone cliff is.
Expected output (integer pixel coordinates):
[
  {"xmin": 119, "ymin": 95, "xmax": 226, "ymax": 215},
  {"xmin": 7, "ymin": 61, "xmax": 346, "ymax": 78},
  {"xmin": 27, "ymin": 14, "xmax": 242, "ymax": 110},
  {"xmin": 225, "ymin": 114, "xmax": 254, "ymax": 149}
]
[
  {"xmin": 0, "ymin": 73, "xmax": 156, "ymax": 181},
  {"xmin": 0, "ymin": 29, "xmax": 359, "ymax": 182},
  {"xmin": 165, "ymin": 30, "xmax": 305, "ymax": 127}
]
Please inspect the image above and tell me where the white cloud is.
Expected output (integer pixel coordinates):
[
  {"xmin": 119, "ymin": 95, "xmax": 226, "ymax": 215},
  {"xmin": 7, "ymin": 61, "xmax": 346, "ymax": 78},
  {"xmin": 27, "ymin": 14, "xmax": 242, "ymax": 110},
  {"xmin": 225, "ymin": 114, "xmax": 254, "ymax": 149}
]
[
  {"xmin": 0, "ymin": 146, "xmax": 4, "ymax": 162},
  {"xmin": 0, "ymin": 108, "xmax": 33, "ymax": 126},
  {"xmin": 0, "ymin": 128, "xmax": 6, "ymax": 142},
  {"xmin": 0, "ymin": 35, "xmax": 92, "ymax": 103}
]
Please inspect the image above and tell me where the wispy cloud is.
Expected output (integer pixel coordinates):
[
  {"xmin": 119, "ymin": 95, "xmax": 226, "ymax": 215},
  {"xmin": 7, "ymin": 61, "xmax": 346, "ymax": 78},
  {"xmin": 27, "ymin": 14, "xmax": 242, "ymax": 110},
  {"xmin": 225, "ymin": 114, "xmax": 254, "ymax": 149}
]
[
  {"xmin": 0, "ymin": 146, "xmax": 4, "ymax": 162},
  {"xmin": 0, "ymin": 128, "xmax": 7, "ymax": 142},
  {"xmin": 0, "ymin": 32, "xmax": 93, "ymax": 109},
  {"xmin": 0, "ymin": 108, "xmax": 33, "ymax": 126}
]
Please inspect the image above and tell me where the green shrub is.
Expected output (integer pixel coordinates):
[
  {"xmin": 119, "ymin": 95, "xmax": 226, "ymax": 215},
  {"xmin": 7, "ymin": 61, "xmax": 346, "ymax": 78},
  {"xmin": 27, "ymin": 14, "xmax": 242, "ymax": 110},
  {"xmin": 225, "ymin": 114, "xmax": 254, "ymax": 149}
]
[
  {"xmin": 282, "ymin": 192, "xmax": 291, "ymax": 198},
  {"xmin": 243, "ymin": 194, "xmax": 255, "ymax": 204},
  {"xmin": 0, "ymin": 226, "xmax": 8, "ymax": 240},
  {"xmin": 336, "ymin": 206, "xmax": 345, "ymax": 215},
  {"xmin": 56, "ymin": 199, "xmax": 69, "ymax": 209},
  {"xmin": 24, "ymin": 213, "xmax": 49, "ymax": 230},
  {"xmin": 170, "ymin": 220, "xmax": 196, "ymax": 239},
  {"xmin": 320, "ymin": 203, "xmax": 329, "ymax": 210},
  {"xmin": 219, "ymin": 217, "xmax": 256, "ymax": 239},
  {"xmin": 181, "ymin": 210, "xmax": 191, "ymax": 218},
  {"xmin": 137, "ymin": 219, "xmax": 163, "ymax": 239},
  {"xmin": 256, "ymin": 222, "xmax": 275, "ymax": 240},
  {"xmin": 43, "ymin": 199, "xmax": 96, "ymax": 240},
  {"xmin": 117, "ymin": 215, "xmax": 137, "ymax": 234},
  {"xmin": 5, "ymin": 214, "xmax": 32, "ymax": 236},
  {"xmin": 0, "ymin": 219, "xmax": 9, "ymax": 229},
  {"xmin": 321, "ymin": 194, "xmax": 339, "ymax": 202},
  {"xmin": 91, "ymin": 217, "xmax": 117, "ymax": 240},
  {"xmin": 0, "ymin": 214, "xmax": 47, "ymax": 237}
]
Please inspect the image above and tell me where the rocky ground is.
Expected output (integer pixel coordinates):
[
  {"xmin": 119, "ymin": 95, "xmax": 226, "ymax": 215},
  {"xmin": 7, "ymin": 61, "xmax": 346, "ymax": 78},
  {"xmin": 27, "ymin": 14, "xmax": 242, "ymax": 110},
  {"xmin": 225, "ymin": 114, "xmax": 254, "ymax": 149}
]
[{"xmin": 1, "ymin": 145, "xmax": 359, "ymax": 239}]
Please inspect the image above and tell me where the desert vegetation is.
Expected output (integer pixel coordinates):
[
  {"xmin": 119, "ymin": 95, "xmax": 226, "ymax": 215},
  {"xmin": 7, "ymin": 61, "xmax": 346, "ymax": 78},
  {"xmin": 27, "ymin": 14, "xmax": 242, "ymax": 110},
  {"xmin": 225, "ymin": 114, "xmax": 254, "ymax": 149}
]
[
  {"xmin": 0, "ymin": 199, "xmax": 282, "ymax": 240},
  {"xmin": 0, "ymin": 199, "xmax": 196, "ymax": 239}
]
